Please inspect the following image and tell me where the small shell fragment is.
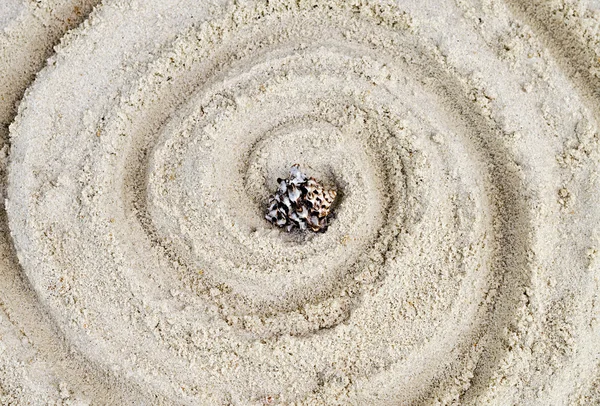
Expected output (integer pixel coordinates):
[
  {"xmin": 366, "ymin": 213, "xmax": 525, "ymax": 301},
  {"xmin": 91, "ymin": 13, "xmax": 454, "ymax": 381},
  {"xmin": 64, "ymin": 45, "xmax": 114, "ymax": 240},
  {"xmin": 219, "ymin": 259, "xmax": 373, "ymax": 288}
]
[{"xmin": 265, "ymin": 165, "xmax": 337, "ymax": 232}]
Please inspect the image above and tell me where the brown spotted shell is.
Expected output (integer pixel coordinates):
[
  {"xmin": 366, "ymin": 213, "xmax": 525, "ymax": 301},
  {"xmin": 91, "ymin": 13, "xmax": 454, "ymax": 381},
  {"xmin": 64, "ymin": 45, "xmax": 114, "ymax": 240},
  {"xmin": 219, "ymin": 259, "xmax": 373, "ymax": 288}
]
[{"xmin": 265, "ymin": 165, "xmax": 337, "ymax": 232}]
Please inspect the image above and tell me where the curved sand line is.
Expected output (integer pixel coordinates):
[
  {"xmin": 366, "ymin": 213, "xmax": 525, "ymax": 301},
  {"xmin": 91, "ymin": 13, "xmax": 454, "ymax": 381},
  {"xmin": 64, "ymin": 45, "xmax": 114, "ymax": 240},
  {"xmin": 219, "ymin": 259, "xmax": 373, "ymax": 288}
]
[{"xmin": 2, "ymin": 0, "xmax": 600, "ymax": 404}]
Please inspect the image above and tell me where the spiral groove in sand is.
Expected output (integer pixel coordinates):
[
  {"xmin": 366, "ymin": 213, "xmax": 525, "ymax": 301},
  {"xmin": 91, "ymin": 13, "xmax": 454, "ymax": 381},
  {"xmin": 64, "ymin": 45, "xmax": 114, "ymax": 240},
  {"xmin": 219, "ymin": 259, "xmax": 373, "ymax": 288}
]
[{"xmin": 2, "ymin": 0, "xmax": 600, "ymax": 404}]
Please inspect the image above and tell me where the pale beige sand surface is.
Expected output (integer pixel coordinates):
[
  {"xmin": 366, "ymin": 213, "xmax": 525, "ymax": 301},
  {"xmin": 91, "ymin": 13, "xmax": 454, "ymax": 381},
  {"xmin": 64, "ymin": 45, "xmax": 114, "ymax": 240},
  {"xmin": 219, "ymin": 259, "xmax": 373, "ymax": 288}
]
[{"xmin": 1, "ymin": 0, "xmax": 600, "ymax": 404}]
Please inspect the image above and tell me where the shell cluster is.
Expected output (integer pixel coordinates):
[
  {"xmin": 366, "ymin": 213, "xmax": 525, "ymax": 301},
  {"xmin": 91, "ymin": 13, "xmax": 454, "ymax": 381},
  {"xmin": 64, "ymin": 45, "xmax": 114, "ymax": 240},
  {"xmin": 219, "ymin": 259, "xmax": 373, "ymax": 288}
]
[{"xmin": 265, "ymin": 165, "xmax": 337, "ymax": 232}]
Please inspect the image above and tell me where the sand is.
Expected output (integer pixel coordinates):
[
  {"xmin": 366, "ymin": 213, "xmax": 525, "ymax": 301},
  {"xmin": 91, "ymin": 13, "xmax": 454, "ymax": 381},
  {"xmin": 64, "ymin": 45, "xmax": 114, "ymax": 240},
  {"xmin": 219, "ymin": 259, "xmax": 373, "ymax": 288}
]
[{"xmin": 1, "ymin": 0, "xmax": 599, "ymax": 404}]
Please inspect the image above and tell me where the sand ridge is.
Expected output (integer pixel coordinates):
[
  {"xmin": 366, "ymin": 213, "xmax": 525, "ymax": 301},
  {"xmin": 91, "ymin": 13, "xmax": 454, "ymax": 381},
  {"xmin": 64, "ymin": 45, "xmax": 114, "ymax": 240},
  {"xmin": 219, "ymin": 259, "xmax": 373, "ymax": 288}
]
[{"xmin": 1, "ymin": 0, "xmax": 600, "ymax": 404}]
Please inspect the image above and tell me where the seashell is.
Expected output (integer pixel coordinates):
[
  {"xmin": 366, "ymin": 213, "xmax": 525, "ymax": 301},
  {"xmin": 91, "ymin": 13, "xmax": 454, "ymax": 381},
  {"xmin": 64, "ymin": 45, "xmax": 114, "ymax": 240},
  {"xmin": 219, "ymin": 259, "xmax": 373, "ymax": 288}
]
[
  {"xmin": 265, "ymin": 164, "xmax": 337, "ymax": 232},
  {"xmin": 288, "ymin": 185, "xmax": 301, "ymax": 203}
]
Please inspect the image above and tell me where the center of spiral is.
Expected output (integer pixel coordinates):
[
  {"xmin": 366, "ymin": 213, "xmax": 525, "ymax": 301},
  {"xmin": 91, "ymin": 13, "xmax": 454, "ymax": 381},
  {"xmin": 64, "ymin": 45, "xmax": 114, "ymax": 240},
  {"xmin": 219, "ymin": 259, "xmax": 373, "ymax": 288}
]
[{"xmin": 265, "ymin": 164, "xmax": 337, "ymax": 232}]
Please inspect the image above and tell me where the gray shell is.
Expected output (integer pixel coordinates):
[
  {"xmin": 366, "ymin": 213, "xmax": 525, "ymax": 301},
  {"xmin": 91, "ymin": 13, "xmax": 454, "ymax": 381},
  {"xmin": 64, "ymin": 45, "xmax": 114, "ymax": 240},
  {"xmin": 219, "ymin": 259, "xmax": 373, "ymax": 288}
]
[{"xmin": 265, "ymin": 165, "xmax": 337, "ymax": 232}]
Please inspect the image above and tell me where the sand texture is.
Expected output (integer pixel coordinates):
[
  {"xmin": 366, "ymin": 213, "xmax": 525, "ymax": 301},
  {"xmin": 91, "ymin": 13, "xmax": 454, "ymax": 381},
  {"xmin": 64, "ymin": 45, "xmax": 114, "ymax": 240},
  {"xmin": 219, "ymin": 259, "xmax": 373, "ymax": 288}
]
[{"xmin": 1, "ymin": 0, "xmax": 600, "ymax": 404}]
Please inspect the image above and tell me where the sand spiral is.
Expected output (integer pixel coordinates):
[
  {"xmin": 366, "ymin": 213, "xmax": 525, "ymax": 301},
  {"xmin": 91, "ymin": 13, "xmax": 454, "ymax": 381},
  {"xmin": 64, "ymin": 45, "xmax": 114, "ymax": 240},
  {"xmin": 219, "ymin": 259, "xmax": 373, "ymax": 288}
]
[{"xmin": 2, "ymin": 0, "xmax": 600, "ymax": 404}]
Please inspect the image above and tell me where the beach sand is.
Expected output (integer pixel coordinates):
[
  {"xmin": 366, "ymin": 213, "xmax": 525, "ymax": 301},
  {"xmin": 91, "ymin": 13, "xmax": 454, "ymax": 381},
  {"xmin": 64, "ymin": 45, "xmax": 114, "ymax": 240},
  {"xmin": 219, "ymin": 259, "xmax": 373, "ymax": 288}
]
[{"xmin": 1, "ymin": 0, "xmax": 599, "ymax": 404}]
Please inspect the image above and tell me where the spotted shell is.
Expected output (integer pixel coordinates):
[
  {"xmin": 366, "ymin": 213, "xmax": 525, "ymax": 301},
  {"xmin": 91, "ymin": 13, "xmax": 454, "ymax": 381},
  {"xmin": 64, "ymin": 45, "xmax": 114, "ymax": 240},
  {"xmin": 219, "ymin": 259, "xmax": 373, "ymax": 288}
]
[{"xmin": 265, "ymin": 165, "xmax": 337, "ymax": 232}]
